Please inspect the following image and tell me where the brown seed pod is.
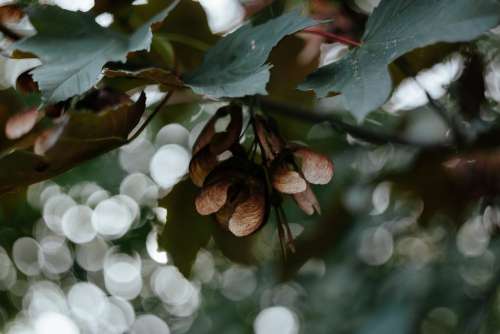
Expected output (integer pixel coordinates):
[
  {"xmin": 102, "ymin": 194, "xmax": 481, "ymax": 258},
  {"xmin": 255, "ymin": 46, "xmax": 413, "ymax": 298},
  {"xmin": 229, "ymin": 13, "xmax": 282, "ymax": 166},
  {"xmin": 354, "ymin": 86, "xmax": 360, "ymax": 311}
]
[
  {"xmin": 194, "ymin": 158, "xmax": 269, "ymax": 237},
  {"xmin": 271, "ymin": 163, "xmax": 307, "ymax": 194},
  {"xmin": 189, "ymin": 146, "xmax": 219, "ymax": 187},
  {"xmin": 293, "ymin": 184, "xmax": 321, "ymax": 215},
  {"xmin": 195, "ymin": 179, "xmax": 232, "ymax": 215},
  {"xmin": 189, "ymin": 105, "xmax": 243, "ymax": 187},
  {"xmin": 253, "ymin": 114, "xmax": 285, "ymax": 163},
  {"xmin": 228, "ymin": 189, "xmax": 267, "ymax": 237},
  {"xmin": 189, "ymin": 142, "xmax": 244, "ymax": 187},
  {"xmin": 192, "ymin": 104, "xmax": 243, "ymax": 155},
  {"xmin": 292, "ymin": 146, "xmax": 334, "ymax": 185}
]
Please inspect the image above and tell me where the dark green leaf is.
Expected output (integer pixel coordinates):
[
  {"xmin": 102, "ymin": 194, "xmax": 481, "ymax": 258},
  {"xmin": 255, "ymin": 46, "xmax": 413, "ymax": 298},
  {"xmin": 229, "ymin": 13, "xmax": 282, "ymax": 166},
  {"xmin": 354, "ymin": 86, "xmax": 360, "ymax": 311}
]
[
  {"xmin": 158, "ymin": 181, "xmax": 212, "ymax": 276},
  {"xmin": 300, "ymin": 0, "xmax": 500, "ymax": 121},
  {"xmin": 183, "ymin": 10, "xmax": 317, "ymax": 97},
  {"xmin": 12, "ymin": 1, "xmax": 179, "ymax": 102}
]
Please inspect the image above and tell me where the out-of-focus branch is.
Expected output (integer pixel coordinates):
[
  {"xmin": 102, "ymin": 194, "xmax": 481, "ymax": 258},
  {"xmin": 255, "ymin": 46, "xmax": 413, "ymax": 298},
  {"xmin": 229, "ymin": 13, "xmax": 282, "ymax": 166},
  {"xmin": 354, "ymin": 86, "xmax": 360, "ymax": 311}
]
[{"xmin": 255, "ymin": 97, "xmax": 451, "ymax": 150}]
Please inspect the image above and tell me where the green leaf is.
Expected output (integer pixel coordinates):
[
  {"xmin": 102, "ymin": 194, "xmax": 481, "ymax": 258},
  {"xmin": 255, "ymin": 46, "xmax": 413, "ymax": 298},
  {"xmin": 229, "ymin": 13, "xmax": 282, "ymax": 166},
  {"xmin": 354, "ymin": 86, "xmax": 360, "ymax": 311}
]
[
  {"xmin": 300, "ymin": 0, "xmax": 500, "ymax": 121},
  {"xmin": 183, "ymin": 10, "xmax": 317, "ymax": 97},
  {"xmin": 158, "ymin": 181, "xmax": 212, "ymax": 276},
  {"xmin": 12, "ymin": 1, "xmax": 179, "ymax": 102},
  {"xmin": 0, "ymin": 94, "xmax": 146, "ymax": 194}
]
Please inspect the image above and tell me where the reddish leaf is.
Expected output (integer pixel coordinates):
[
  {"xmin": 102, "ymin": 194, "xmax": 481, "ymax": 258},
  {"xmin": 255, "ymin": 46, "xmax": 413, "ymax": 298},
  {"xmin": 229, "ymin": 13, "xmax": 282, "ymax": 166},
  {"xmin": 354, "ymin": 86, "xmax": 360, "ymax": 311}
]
[{"xmin": 0, "ymin": 93, "xmax": 146, "ymax": 194}]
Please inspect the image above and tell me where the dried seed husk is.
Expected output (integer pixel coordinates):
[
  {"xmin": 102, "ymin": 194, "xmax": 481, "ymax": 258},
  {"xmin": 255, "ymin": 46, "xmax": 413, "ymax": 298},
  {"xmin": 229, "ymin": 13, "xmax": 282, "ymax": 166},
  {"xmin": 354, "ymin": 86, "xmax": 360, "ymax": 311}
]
[
  {"xmin": 271, "ymin": 163, "xmax": 307, "ymax": 194},
  {"xmin": 293, "ymin": 184, "xmax": 321, "ymax": 215},
  {"xmin": 228, "ymin": 175, "xmax": 268, "ymax": 236},
  {"xmin": 200, "ymin": 158, "xmax": 269, "ymax": 237},
  {"xmin": 215, "ymin": 185, "xmax": 249, "ymax": 230},
  {"xmin": 189, "ymin": 144, "xmax": 245, "ymax": 187},
  {"xmin": 229, "ymin": 192, "xmax": 267, "ymax": 237},
  {"xmin": 192, "ymin": 104, "xmax": 242, "ymax": 155},
  {"xmin": 293, "ymin": 146, "xmax": 334, "ymax": 185},
  {"xmin": 189, "ymin": 146, "xmax": 218, "ymax": 187},
  {"xmin": 254, "ymin": 115, "xmax": 285, "ymax": 162},
  {"xmin": 195, "ymin": 179, "xmax": 232, "ymax": 215}
]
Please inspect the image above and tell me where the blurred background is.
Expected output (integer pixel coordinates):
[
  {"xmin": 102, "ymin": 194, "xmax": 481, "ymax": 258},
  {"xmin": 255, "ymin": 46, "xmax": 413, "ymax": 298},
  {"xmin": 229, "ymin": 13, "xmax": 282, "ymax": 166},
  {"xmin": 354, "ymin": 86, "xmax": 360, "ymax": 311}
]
[{"xmin": 1, "ymin": 0, "xmax": 500, "ymax": 333}]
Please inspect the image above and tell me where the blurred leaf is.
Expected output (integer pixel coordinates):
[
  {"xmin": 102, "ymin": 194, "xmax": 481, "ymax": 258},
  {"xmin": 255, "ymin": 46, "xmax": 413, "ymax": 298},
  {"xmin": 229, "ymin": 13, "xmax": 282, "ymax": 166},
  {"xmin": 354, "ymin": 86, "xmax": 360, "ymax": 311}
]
[
  {"xmin": 300, "ymin": 0, "xmax": 500, "ymax": 121},
  {"xmin": 159, "ymin": 181, "xmax": 213, "ymax": 276},
  {"xmin": 11, "ymin": 1, "xmax": 179, "ymax": 102},
  {"xmin": 183, "ymin": 10, "xmax": 317, "ymax": 97},
  {"xmin": 0, "ymin": 93, "xmax": 146, "ymax": 194}
]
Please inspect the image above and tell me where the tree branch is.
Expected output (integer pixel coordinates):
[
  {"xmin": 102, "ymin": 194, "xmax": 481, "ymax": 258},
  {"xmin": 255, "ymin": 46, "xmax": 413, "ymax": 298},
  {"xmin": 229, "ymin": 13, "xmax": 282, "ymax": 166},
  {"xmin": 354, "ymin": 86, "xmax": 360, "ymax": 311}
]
[{"xmin": 255, "ymin": 97, "xmax": 450, "ymax": 150}]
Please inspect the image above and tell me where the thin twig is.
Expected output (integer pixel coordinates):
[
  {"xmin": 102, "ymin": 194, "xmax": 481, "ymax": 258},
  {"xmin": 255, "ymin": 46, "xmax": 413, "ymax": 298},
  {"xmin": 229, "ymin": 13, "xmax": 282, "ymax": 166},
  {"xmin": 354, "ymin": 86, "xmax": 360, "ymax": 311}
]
[
  {"xmin": 275, "ymin": 206, "xmax": 288, "ymax": 261},
  {"xmin": 127, "ymin": 90, "xmax": 175, "ymax": 143},
  {"xmin": 303, "ymin": 28, "xmax": 362, "ymax": 47}
]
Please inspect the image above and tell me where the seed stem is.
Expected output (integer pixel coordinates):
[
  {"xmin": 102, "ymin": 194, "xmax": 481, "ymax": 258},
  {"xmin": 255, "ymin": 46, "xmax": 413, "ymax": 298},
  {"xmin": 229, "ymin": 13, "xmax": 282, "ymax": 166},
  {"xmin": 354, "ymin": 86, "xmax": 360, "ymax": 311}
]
[
  {"xmin": 126, "ymin": 89, "xmax": 175, "ymax": 143},
  {"xmin": 303, "ymin": 28, "xmax": 362, "ymax": 47}
]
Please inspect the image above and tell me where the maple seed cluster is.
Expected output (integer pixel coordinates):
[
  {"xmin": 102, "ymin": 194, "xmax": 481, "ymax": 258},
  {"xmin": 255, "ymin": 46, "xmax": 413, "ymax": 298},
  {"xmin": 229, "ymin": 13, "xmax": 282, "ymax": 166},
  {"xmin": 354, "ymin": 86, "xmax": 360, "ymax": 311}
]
[{"xmin": 190, "ymin": 105, "xmax": 334, "ymax": 240}]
